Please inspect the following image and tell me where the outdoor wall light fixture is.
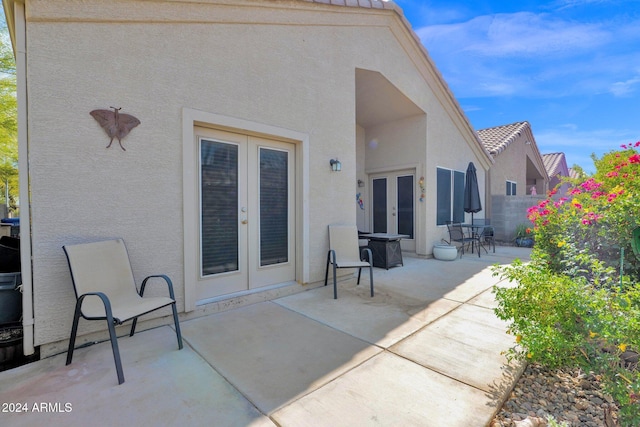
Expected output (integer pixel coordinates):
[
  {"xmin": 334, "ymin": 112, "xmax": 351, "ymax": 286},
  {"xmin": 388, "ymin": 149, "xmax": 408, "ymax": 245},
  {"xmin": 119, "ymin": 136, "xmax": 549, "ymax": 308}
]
[
  {"xmin": 330, "ymin": 158, "xmax": 342, "ymax": 172},
  {"xmin": 357, "ymin": 179, "xmax": 365, "ymax": 187}
]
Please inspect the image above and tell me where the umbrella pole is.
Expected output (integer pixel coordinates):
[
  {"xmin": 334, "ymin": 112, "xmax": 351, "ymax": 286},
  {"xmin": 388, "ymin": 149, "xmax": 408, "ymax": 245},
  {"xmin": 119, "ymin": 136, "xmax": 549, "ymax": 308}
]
[{"xmin": 470, "ymin": 213, "xmax": 476, "ymax": 253}]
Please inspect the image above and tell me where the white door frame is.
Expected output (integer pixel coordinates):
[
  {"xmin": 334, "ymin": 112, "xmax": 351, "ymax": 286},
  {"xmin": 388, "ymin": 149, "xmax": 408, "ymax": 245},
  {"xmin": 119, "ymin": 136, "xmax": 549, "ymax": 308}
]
[
  {"xmin": 182, "ymin": 108, "xmax": 309, "ymax": 311},
  {"xmin": 368, "ymin": 167, "xmax": 418, "ymax": 252}
]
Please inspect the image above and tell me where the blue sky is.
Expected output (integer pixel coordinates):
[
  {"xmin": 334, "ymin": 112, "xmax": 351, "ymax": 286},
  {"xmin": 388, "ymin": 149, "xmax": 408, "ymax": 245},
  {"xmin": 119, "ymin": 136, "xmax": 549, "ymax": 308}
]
[{"xmin": 393, "ymin": 0, "xmax": 640, "ymax": 173}]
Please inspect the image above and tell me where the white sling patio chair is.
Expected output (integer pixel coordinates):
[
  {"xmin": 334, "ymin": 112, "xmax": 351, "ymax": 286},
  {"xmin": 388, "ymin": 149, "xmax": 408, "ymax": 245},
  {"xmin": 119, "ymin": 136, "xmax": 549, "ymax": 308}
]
[
  {"xmin": 63, "ymin": 239, "xmax": 183, "ymax": 385},
  {"xmin": 324, "ymin": 225, "xmax": 374, "ymax": 299}
]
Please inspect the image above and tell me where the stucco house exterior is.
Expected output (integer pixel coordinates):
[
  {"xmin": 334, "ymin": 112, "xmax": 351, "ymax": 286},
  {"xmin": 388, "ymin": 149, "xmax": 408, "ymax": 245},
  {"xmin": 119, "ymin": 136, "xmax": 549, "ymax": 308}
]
[
  {"xmin": 476, "ymin": 121, "xmax": 548, "ymax": 242},
  {"xmin": 4, "ymin": 0, "xmax": 492, "ymax": 358},
  {"xmin": 542, "ymin": 152, "xmax": 571, "ymax": 197}
]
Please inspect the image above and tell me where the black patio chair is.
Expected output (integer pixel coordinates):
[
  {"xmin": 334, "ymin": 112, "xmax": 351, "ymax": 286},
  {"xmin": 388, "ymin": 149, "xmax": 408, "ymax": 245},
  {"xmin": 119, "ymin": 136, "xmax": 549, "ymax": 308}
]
[
  {"xmin": 472, "ymin": 218, "xmax": 496, "ymax": 253},
  {"xmin": 445, "ymin": 222, "xmax": 480, "ymax": 258}
]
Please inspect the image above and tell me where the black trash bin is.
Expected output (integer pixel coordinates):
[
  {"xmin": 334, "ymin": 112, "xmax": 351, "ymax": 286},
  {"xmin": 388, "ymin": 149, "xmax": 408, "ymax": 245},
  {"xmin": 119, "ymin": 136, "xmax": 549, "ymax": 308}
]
[{"xmin": 0, "ymin": 273, "xmax": 21, "ymax": 323}]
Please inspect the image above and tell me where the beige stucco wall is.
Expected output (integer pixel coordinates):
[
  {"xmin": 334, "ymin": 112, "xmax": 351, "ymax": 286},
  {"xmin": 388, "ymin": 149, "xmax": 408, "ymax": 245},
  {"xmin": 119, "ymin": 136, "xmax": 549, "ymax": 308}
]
[
  {"xmin": 21, "ymin": 0, "xmax": 490, "ymax": 349},
  {"xmin": 489, "ymin": 135, "xmax": 547, "ymax": 197},
  {"xmin": 425, "ymin": 118, "xmax": 488, "ymax": 250}
]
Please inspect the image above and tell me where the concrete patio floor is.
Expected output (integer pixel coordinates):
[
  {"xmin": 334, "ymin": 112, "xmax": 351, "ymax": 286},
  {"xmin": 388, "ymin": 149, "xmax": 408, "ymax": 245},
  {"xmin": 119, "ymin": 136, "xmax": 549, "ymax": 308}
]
[{"xmin": 0, "ymin": 246, "xmax": 531, "ymax": 426}]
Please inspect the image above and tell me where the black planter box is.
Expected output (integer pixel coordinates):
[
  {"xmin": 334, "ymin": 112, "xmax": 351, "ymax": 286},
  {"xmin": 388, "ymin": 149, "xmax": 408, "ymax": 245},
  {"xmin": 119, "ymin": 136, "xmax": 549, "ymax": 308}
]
[{"xmin": 0, "ymin": 324, "xmax": 22, "ymax": 365}]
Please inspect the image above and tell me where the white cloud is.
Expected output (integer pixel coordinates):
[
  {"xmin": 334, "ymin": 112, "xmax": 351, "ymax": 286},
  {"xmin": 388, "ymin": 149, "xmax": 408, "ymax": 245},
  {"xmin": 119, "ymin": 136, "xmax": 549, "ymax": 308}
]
[
  {"xmin": 414, "ymin": 10, "xmax": 640, "ymax": 98},
  {"xmin": 609, "ymin": 76, "xmax": 640, "ymax": 97},
  {"xmin": 535, "ymin": 126, "xmax": 640, "ymax": 172},
  {"xmin": 416, "ymin": 12, "xmax": 610, "ymax": 58}
]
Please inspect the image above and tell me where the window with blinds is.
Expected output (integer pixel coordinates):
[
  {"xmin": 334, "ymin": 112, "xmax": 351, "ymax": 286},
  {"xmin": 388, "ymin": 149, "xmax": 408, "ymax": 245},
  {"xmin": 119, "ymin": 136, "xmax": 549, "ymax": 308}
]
[
  {"xmin": 259, "ymin": 147, "xmax": 289, "ymax": 266},
  {"xmin": 437, "ymin": 167, "xmax": 465, "ymax": 225},
  {"xmin": 200, "ymin": 139, "xmax": 239, "ymax": 276},
  {"xmin": 397, "ymin": 175, "xmax": 414, "ymax": 238}
]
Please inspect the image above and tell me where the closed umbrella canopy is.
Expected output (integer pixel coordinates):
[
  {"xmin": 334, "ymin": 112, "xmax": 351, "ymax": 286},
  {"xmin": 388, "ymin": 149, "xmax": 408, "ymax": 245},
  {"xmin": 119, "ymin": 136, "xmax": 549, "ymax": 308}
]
[{"xmin": 464, "ymin": 162, "xmax": 482, "ymax": 221}]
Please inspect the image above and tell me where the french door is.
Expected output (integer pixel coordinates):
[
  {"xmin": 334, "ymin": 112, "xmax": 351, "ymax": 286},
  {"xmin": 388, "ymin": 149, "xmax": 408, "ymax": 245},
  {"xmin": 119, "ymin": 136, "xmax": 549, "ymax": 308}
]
[
  {"xmin": 371, "ymin": 170, "xmax": 415, "ymax": 251},
  {"xmin": 195, "ymin": 127, "xmax": 296, "ymax": 301}
]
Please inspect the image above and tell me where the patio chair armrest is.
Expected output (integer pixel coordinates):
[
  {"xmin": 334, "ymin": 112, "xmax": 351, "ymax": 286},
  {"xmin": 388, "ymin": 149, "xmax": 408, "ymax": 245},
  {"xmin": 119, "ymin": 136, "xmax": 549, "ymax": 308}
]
[
  {"xmin": 328, "ymin": 249, "xmax": 337, "ymax": 265},
  {"xmin": 139, "ymin": 274, "xmax": 176, "ymax": 300},
  {"xmin": 360, "ymin": 247, "xmax": 372, "ymax": 263},
  {"xmin": 76, "ymin": 291, "xmax": 118, "ymax": 323}
]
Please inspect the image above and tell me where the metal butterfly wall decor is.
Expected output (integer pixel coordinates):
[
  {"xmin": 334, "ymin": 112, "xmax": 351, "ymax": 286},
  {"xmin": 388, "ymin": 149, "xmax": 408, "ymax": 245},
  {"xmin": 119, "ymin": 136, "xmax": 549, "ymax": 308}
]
[{"xmin": 90, "ymin": 107, "xmax": 141, "ymax": 151}]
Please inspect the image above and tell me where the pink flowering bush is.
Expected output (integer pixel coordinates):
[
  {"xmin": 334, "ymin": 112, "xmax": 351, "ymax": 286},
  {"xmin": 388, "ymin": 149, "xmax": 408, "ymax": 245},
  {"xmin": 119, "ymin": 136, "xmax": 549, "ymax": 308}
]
[
  {"xmin": 527, "ymin": 142, "xmax": 640, "ymax": 281},
  {"xmin": 494, "ymin": 143, "xmax": 640, "ymax": 425}
]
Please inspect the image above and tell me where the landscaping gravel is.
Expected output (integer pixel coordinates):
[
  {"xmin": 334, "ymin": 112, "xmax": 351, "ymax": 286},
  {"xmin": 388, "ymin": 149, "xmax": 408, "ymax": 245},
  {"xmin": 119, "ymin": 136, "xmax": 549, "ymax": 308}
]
[{"xmin": 491, "ymin": 363, "xmax": 619, "ymax": 427}]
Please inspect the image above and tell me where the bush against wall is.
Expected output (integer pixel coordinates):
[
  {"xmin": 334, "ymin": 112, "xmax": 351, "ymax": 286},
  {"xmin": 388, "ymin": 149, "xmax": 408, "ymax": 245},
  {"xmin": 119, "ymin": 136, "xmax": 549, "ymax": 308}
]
[{"xmin": 493, "ymin": 143, "xmax": 640, "ymax": 425}]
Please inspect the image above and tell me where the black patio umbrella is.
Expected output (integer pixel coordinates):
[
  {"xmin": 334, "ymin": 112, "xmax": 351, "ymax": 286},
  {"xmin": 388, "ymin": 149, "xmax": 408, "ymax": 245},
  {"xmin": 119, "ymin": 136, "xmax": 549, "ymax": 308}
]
[{"xmin": 464, "ymin": 161, "xmax": 482, "ymax": 224}]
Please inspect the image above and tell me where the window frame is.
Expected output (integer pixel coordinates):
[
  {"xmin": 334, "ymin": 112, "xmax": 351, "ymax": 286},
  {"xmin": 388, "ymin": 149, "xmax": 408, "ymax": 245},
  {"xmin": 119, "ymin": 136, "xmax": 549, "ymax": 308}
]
[{"xmin": 506, "ymin": 180, "xmax": 517, "ymax": 196}]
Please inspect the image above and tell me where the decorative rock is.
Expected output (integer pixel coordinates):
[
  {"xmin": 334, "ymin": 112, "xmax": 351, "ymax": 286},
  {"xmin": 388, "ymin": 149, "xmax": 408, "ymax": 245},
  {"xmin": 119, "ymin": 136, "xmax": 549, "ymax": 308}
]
[
  {"xmin": 491, "ymin": 363, "xmax": 619, "ymax": 427},
  {"xmin": 575, "ymin": 400, "xmax": 589, "ymax": 410}
]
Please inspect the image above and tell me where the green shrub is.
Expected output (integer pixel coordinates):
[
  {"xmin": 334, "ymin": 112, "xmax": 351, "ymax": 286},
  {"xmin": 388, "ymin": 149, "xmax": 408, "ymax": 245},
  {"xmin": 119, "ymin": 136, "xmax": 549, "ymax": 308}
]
[{"xmin": 493, "ymin": 143, "xmax": 640, "ymax": 425}]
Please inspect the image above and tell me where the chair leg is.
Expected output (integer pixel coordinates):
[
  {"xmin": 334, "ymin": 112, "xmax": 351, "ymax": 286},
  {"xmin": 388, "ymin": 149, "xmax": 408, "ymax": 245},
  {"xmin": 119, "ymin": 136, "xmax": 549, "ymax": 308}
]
[
  {"xmin": 324, "ymin": 251, "xmax": 331, "ymax": 287},
  {"xmin": 326, "ymin": 250, "xmax": 338, "ymax": 299},
  {"xmin": 332, "ymin": 260, "xmax": 338, "ymax": 300},
  {"xmin": 130, "ymin": 318, "xmax": 138, "ymax": 337},
  {"xmin": 369, "ymin": 265, "xmax": 374, "ymax": 297},
  {"xmin": 171, "ymin": 302, "xmax": 183, "ymax": 350},
  {"xmin": 357, "ymin": 268, "xmax": 362, "ymax": 284},
  {"xmin": 66, "ymin": 293, "xmax": 125, "ymax": 385},
  {"xmin": 66, "ymin": 299, "xmax": 84, "ymax": 366},
  {"xmin": 105, "ymin": 315, "xmax": 125, "ymax": 385}
]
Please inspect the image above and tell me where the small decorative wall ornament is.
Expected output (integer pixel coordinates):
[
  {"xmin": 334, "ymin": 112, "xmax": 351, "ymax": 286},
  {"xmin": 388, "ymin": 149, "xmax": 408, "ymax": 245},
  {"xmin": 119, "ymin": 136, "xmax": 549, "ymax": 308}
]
[
  {"xmin": 419, "ymin": 176, "xmax": 426, "ymax": 202},
  {"xmin": 356, "ymin": 193, "xmax": 364, "ymax": 210},
  {"xmin": 90, "ymin": 107, "xmax": 141, "ymax": 151}
]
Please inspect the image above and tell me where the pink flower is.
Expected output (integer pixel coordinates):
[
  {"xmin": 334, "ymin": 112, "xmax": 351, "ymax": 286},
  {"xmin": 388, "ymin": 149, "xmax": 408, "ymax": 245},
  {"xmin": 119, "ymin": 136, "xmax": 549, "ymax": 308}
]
[
  {"xmin": 606, "ymin": 171, "xmax": 619, "ymax": 178},
  {"xmin": 580, "ymin": 178, "xmax": 602, "ymax": 191},
  {"xmin": 554, "ymin": 198, "xmax": 568, "ymax": 208},
  {"xmin": 635, "ymin": 141, "xmax": 640, "ymax": 147},
  {"xmin": 629, "ymin": 154, "xmax": 640, "ymax": 163},
  {"xmin": 581, "ymin": 212, "xmax": 602, "ymax": 225},
  {"xmin": 569, "ymin": 188, "xmax": 582, "ymax": 195}
]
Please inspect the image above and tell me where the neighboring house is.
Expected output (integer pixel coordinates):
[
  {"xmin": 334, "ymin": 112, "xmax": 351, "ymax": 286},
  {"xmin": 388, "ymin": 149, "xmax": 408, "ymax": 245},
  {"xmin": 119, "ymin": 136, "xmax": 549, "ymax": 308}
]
[
  {"xmin": 542, "ymin": 152, "xmax": 571, "ymax": 197},
  {"xmin": 569, "ymin": 167, "xmax": 585, "ymax": 181},
  {"xmin": 476, "ymin": 121, "xmax": 549, "ymax": 242},
  {"xmin": 4, "ymin": 0, "xmax": 492, "ymax": 357}
]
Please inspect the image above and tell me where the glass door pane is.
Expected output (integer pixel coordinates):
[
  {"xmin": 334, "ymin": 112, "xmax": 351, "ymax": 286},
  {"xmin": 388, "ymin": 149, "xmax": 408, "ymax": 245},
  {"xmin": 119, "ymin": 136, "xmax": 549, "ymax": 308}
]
[
  {"xmin": 397, "ymin": 175, "xmax": 414, "ymax": 238},
  {"xmin": 372, "ymin": 178, "xmax": 387, "ymax": 233},
  {"xmin": 200, "ymin": 139, "xmax": 239, "ymax": 276},
  {"xmin": 259, "ymin": 147, "xmax": 289, "ymax": 266}
]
